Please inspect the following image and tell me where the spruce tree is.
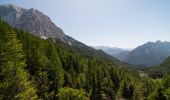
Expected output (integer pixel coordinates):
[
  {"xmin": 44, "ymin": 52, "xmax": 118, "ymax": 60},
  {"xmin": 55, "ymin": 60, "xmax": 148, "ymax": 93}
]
[{"xmin": 120, "ymin": 81, "xmax": 129, "ymax": 99}]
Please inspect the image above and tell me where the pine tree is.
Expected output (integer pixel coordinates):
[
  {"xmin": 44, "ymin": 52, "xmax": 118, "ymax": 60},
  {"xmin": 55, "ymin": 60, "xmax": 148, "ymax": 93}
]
[
  {"xmin": 90, "ymin": 73, "xmax": 97, "ymax": 100},
  {"xmin": 85, "ymin": 59, "xmax": 93, "ymax": 93},
  {"xmin": 96, "ymin": 68, "xmax": 102, "ymax": 100},
  {"xmin": 120, "ymin": 81, "xmax": 129, "ymax": 99},
  {"xmin": 110, "ymin": 67, "xmax": 120, "ymax": 95},
  {"xmin": 128, "ymin": 84, "xmax": 134, "ymax": 99}
]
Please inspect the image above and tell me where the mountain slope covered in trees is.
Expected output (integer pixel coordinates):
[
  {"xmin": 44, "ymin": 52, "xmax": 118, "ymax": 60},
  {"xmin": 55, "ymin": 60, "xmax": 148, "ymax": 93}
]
[
  {"xmin": 0, "ymin": 4, "xmax": 121, "ymax": 66},
  {"xmin": 147, "ymin": 56, "xmax": 170, "ymax": 78},
  {"xmin": 1, "ymin": 18, "xmax": 170, "ymax": 100}
]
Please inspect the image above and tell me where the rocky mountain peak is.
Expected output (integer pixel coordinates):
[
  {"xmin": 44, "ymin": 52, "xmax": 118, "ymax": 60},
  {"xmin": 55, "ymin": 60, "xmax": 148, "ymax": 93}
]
[{"xmin": 0, "ymin": 4, "xmax": 67, "ymax": 42}]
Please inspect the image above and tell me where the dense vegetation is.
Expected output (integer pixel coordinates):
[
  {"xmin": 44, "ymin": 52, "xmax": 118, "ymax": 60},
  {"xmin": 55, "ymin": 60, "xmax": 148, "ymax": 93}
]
[{"xmin": 0, "ymin": 20, "xmax": 170, "ymax": 100}]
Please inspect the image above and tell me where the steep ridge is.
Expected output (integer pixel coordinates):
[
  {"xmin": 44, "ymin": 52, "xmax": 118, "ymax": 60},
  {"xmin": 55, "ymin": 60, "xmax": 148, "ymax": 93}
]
[{"xmin": 123, "ymin": 41, "xmax": 170, "ymax": 67}]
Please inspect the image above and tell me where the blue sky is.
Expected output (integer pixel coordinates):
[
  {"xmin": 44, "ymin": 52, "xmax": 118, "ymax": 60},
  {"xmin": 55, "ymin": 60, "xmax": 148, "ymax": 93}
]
[{"xmin": 1, "ymin": 0, "xmax": 170, "ymax": 48}]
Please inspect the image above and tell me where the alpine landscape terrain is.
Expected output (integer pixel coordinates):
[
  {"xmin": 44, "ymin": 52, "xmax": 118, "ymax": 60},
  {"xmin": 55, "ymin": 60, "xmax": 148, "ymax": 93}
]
[{"xmin": 0, "ymin": 2, "xmax": 170, "ymax": 100}]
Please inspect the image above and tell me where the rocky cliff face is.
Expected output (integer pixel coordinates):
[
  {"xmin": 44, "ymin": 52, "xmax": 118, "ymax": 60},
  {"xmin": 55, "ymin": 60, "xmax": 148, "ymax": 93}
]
[{"xmin": 0, "ymin": 4, "xmax": 66, "ymax": 41}]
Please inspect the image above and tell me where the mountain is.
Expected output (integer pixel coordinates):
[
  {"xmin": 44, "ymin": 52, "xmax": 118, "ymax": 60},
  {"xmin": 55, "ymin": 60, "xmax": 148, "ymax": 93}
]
[
  {"xmin": 92, "ymin": 46, "xmax": 131, "ymax": 61},
  {"xmin": 1, "ymin": 16, "xmax": 166, "ymax": 100},
  {"xmin": 3, "ymin": 4, "xmax": 168, "ymax": 68},
  {"xmin": 0, "ymin": 4, "xmax": 122, "ymax": 64},
  {"xmin": 123, "ymin": 40, "xmax": 170, "ymax": 67},
  {"xmin": 92, "ymin": 46, "xmax": 113, "ymax": 51},
  {"xmin": 1, "ymin": 4, "xmax": 170, "ymax": 100},
  {"xmin": 93, "ymin": 46, "xmax": 129, "ymax": 56},
  {"xmin": 0, "ymin": 14, "xmax": 138, "ymax": 100},
  {"xmin": 0, "ymin": 4, "xmax": 66, "ymax": 41},
  {"xmin": 0, "ymin": 4, "xmax": 119, "ymax": 63},
  {"xmin": 114, "ymin": 51, "xmax": 130, "ymax": 61}
]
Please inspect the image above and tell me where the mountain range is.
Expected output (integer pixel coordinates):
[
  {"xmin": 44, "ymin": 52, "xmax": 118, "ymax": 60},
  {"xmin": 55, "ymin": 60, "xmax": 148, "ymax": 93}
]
[
  {"xmin": 0, "ymin": 4, "xmax": 138, "ymax": 99},
  {"xmin": 1, "ymin": 3, "xmax": 170, "ymax": 99},
  {"xmin": 1, "ymin": 4, "xmax": 170, "ymax": 68},
  {"xmin": 92, "ymin": 46, "xmax": 130, "ymax": 55},
  {"xmin": 123, "ymin": 40, "xmax": 170, "ymax": 67},
  {"xmin": 95, "ymin": 41, "xmax": 170, "ymax": 67}
]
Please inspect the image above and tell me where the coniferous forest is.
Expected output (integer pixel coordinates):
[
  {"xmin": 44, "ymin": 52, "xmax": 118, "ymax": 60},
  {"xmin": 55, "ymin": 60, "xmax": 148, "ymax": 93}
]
[{"xmin": 1, "ymin": 19, "xmax": 170, "ymax": 100}]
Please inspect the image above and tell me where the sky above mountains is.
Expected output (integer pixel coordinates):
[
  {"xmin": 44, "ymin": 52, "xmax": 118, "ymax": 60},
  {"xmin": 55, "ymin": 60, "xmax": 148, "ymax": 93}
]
[{"xmin": 1, "ymin": 0, "xmax": 170, "ymax": 48}]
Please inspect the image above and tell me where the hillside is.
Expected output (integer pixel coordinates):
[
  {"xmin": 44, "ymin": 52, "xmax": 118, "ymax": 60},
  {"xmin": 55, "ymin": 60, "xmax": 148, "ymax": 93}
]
[
  {"xmin": 1, "ymin": 4, "xmax": 170, "ymax": 100},
  {"xmin": 114, "ymin": 51, "xmax": 130, "ymax": 61},
  {"xmin": 1, "ymin": 18, "xmax": 169, "ymax": 100},
  {"xmin": 148, "ymin": 57, "xmax": 170, "ymax": 78},
  {"xmin": 0, "ymin": 4, "xmax": 120, "ymax": 65},
  {"xmin": 0, "ymin": 19, "xmax": 136, "ymax": 100},
  {"xmin": 123, "ymin": 41, "xmax": 170, "ymax": 67}
]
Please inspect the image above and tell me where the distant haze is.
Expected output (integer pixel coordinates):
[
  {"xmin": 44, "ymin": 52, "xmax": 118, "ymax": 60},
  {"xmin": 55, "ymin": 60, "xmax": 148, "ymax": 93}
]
[{"xmin": 1, "ymin": 0, "xmax": 170, "ymax": 48}]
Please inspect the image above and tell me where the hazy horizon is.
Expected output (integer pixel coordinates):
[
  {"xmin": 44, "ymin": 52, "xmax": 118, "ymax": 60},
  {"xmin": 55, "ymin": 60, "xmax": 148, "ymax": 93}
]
[{"xmin": 1, "ymin": 0, "xmax": 170, "ymax": 48}]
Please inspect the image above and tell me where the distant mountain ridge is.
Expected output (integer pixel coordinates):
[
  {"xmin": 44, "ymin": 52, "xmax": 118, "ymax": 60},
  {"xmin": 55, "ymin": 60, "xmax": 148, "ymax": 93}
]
[
  {"xmin": 95, "ymin": 41, "xmax": 170, "ymax": 67},
  {"xmin": 114, "ymin": 50, "xmax": 130, "ymax": 61},
  {"xmin": 123, "ymin": 40, "xmax": 170, "ymax": 67},
  {"xmin": 92, "ymin": 46, "xmax": 130, "ymax": 56}
]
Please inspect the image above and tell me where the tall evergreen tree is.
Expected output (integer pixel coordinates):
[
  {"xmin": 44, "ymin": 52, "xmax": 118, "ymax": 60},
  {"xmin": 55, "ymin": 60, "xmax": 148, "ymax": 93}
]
[
  {"xmin": 120, "ymin": 81, "xmax": 129, "ymax": 99},
  {"xmin": 96, "ymin": 69, "xmax": 102, "ymax": 100},
  {"xmin": 90, "ymin": 73, "xmax": 97, "ymax": 100}
]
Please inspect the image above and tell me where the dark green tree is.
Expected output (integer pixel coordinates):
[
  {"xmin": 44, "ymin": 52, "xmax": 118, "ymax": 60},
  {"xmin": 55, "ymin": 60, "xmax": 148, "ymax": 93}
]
[
  {"xmin": 155, "ymin": 87, "xmax": 166, "ymax": 100},
  {"xmin": 120, "ymin": 81, "xmax": 129, "ymax": 99}
]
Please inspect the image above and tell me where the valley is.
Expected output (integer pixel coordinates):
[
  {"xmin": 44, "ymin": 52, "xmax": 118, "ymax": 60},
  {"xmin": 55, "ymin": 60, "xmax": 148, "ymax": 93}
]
[{"xmin": 0, "ymin": 3, "xmax": 170, "ymax": 100}]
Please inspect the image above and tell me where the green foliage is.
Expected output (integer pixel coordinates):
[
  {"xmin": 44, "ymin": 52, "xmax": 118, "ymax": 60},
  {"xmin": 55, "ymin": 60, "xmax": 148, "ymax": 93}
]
[
  {"xmin": 119, "ymin": 81, "xmax": 135, "ymax": 99},
  {"xmin": 58, "ymin": 87, "xmax": 88, "ymax": 100}
]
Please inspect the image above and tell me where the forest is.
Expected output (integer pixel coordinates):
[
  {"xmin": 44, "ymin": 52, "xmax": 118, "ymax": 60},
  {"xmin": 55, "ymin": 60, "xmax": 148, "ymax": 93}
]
[{"xmin": 0, "ymin": 20, "xmax": 170, "ymax": 100}]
